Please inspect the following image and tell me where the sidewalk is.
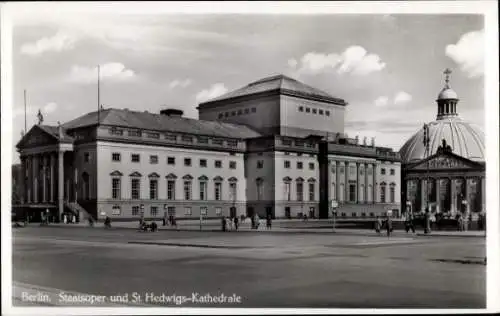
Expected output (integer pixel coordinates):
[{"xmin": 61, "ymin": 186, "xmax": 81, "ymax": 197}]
[{"xmin": 30, "ymin": 220, "xmax": 486, "ymax": 237}]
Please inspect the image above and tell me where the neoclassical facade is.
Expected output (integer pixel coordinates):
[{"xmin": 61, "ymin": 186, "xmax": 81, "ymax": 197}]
[
  {"xmin": 400, "ymin": 70, "xmax": 485, "ymax": 216},
  {"xmin": 16, "ymin": 74, "xmax": 401, "ymax": 222}
]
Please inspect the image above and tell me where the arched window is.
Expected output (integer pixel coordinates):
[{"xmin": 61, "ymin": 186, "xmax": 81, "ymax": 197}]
[
  {"xmin": 390, "ymin": 182, "xmax": 396, "ymax": 203},
  {"xmin": 110, "ymin": 171, "xmax": 122, "ymax": 200},
  {"xmin": 380, "ymin": 182, "xmax": 387, "ymax": 203},
  {"xmin": 296, "ymin": 177, "xmax": 304, "ymax": 202}
]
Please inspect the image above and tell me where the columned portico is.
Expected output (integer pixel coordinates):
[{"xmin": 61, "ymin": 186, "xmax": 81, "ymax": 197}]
[{"xmin": 50, "ymin": 153, "xmax": 55, "ymax": 202}]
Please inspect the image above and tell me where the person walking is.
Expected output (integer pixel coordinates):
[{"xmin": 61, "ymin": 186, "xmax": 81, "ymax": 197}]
[
  {"xmin": 385, "ymin": 214, "xmax": 393, "ymax": 238},
  {"xmin": 221, "ymin": 217, "xmax": 227, "ymax": 232},
  {"xmin": 375, "ymin": 216, "xmax": 382, "ymax": 234},
  {"xmin": 266, "ymin": 215, "xmax": 272, "ymax": 230},
  {"xmin": 234, "ymin": 216, "xmax": 239, "ymax": 231},
  {"xmin": 228, "ymin": 217, "xmax": 233, "ymax": 231},
  {"xmin": 424, "ymin": 209, "xmax": 431, "ymax": 234}
]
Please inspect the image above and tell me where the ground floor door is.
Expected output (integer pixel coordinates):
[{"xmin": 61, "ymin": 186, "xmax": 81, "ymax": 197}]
[
  {"xmin": 266, "ymin": 206, "xmax": 274, "ymax": 219},
  {"xmin": 230, "ymin": 207, "xmax": 237, "ymax": 218},
  {"xmin": 285, "ymin": 207, "xmax": 291, "ymax": 219},
  {"xmin": 246, "ymin": 207, "xmax": 254, "ymax": 218}
]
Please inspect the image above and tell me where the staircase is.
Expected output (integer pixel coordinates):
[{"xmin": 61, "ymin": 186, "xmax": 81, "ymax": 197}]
[{"xmin": 65, "ymin": 202, "xmax": 95, "ymax": 222}]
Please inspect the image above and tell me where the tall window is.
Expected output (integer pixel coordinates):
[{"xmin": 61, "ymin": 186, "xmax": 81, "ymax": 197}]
[
  {"xmin": 296, "ymin": 182, "xmax": 303, "ymax": 201},
  {"xmin": 184, "ymin": 158, "xmax": 192, "ymax": 167},
  {"xmin": 284, "ymin": 160, "xmax": 291, "ymax": 168},
  {"xmin": 199, "ymin": 181, "xmax": 207, "ymax": 200},
  {"xmin": 167, "ymin": 157, "xmax": 175, "ymax": 165},
  {"xmin": 257, "ymin": 160, "xmax": 264, "ymax": 169},
  {"xmin": 215, "ymin": 182, "xmax": 222, "ymax": 201},
  {"xmin": 150, "ymin": 206, "xmax": 158, "ymax": 217},
  {"xmin": 256, "ymin": 179, "xmax": 263, "ymax": 200},
  {"xmin": 200, "ymin": 159, "xmax": 207, "ymax": 168},
  {"xmin": 131, "ymin": 178, "xmax": 140, "ymax": 199},
  {"xmin": 380, "ymin": 183, "xmax": 386, "ymax": 203},
  {"xmin": 297, "ymin": 162, "xmax": 303, "ymax": 169},
  {"xmin": 309, "ymin": 162, "xmax": 315, "ymax": 170},
  {"xmin": 167, "ymin": 180, "xmax": 176, "ymax": 200},
  {"xmin": 381, "ymin": 168, "xmax": 386, "ymax": 175},
  {"xmin": 229, "ymin": 161, "xmax": 237, "ymax": 169},
  {"xmin": 131, "ymin": 154, "xmax": 140, "ymax": 163},
  {"xmin": 229, "ymin": 182, "xmax": 237, "ymax": 201},
  {"xmin": 84, "ymin": 152, "xmax": 90, "ymax": 163},
  {"xmin": 390, "ymin": 169, "xmax": 395, "ymax": 175},
  {"xmin": 132, "ymin": 206, "xmax": 140, "ymax": 216},
  {"xmin": 112, "ymin": 153, "xmax": 121, "ymax": 162},
  {"xmin": 309, "ymin": 182, "xmax": 315, "ymax": 201},
  {"xmin": 112, "ymin": 178, "xmax": 121, "ymax": 199},
  {"xmin": 215, "ymin": 160, "xmax": 222, "ymax": 168},
  {"xmin": 150, "ymin": 179, "xmax": 158, "ymax": 200},
  {"xmin": 390, "ymin": 184, "xmax": 395, "ymax": 203},
  {"xmin": 284, "ymin": 182, "xmax": 291, "ymax": 201},
  {"xmin": 184, "ymin": 180, "xmax": 192, "ymax": 200},
  {"xmin": 349, "ymin": 184, "xmax": 356, "ymax": 202}
]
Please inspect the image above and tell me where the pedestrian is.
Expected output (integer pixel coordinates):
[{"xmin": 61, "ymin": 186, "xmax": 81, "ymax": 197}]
[
  {"xmin": 254, "ymin": 214, "xmax": 260, "ymax": 229},
  {"xmin": 228, "ymin": 217, "xmax": 233, "ymax": 231},
  {"xmin": 457, "ymin": 214, "xmax": 463, "ymax": 231},
  {"xmin": 303, "ymin": 213, "xmax": 308, "ymax": 222},
  {"xmin": 266, "ymin": 215, "xmax": 272, "ymax": 230},
  {"xmin": 162, "ymin": 217, "xmax": 166, "ymax": 226},
  {"xmin": 375, "ymin": 216, "xmax": 382, "ymax": 234},
  {"xmin": 424, "ymin": 209, "xmax": 431, "ymax": 234},
  {"xmin": 250, "ymin": 215, "xmax": 255, "ymax": 229},
  {"xmin": 222, "ymin": 217, "xmax": 226, "ymax": 232},
  {"xmin": 408, "ymin": 213, "xmax": 416, "ymax": 234},
  {"xmin": 385, "ymin": 214, "xmax": 393, "ymax": 238},
  {"xmin": 234, "ymin": 216, "xmax": 239, "ymax": 231}
]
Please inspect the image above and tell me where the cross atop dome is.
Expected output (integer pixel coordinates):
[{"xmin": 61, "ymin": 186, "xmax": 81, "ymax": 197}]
[{"xmin": 443, "ymin": 68, "xmax": 452, "ymax": 88}]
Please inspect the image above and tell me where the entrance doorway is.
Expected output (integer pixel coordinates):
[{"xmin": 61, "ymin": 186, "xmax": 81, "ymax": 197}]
[
  {"xmin": 246, "ymin": 207, "xmax": 254, "ymax": 218},
  {"xmin": 285, "ymin": 207, "xmax": 291, "ymax": 219},
  {"xmin": 230, "ymin": 207, "xmax": 237, "ymax": 218},
  {"xmin": 266, "ymin": 206, "xmax": 274, "ymax": 219}
]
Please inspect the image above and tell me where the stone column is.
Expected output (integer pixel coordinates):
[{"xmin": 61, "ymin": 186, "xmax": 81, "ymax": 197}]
[
  {"xmin": 336, "ymin": 161, "xmax": 341, "ymax": 202},
  {"xmin": 356, "ymin": 162, "xmax": 360, "ymax": 203},
  {"xmin": 435, "ymin": 178, "xmax": 441, "ymax": 213},
  {"xmin": 58, "ymin": 150, "xmax": 65, "ymax": 222},
  {"xmin": 50, "ymin": 153, "xmax": 55, "ymax": 202},
  {"xmin": 481, "ymin": 177, "xmax": 485, "ymax": 212},
  {"xmin": 450, "ymin": 178, "xmax": 456, "ymax": 215},
  {"xmin": 364, "ymin": 163, "xmax": 368, "ymax": 204},
  {"xmin": 372, "ymin": 163, "xmax": 377, "ymax": 203},
  {"xmin": 42, "ymin": 155, "xmax": 47, "ymax": 203},
  {"xmin": 33, "ymin": 154, "xmax": 39, "ymax": 203},
  {"xmin": 20, "ymin": 156, "xmax": 26, "ymax": 204},
  {"xmin": 27, "ymin": 156, "xmax": 32, "ymax": 203},
  {"xmin": 344, "ymin": 161, "xmax": 349, "ymax": 202}
]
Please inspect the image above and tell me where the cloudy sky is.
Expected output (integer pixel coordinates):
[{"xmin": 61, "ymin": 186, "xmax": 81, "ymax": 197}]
[{"xmin": 8, "ymin": 6, "xmax": 485, "ymax": 163}]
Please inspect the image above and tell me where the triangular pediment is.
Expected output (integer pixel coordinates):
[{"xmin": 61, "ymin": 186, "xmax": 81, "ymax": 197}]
[
  {"xmin": 408, "ymin": 152, "xmax": 483, "ymax": 171},
  {"xmin": 16, "ymin": 125, "xmax": 59, "ymax": 149},
  {"xmin": 129, "ymin": 171, "xmax": 142, "ymax": 177}
]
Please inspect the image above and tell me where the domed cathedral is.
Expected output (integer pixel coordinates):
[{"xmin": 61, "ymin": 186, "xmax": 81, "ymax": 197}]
[{"xmin": 399, "ymin": 69, "xmax": 485, "ymax": 217}]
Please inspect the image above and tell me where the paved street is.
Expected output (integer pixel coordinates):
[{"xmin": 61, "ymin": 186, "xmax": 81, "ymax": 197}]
[{"xmin": 12, "ymin": 226, "xmax": 486, "ymax": 308}]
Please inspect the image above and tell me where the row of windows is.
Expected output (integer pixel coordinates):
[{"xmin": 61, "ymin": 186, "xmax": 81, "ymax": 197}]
[
  {"xmin": 128, "ymin": 206, "xmax": 225, "ymax": 217},
  {"xmin": 111, "ymin": 153, "xmax": 238, "ymax": 169},
  {"xmin": 218, "ymin": 107, "xmax": 257, "ymax": 119},
  {"xmin": 281, "ymin": 139, "xmax": 316, "ymax": 148},
  {"xmin": 284, "ymin": 152, "xmax": 315, "ymax": 157},
  {"xmin": 109, "ymin": 127, "xmax": 238, "ymax": 147},
  {"xmin": 111, "ymin": 178, "xmax": 237, "ymax": 201},
  {"xmin": 298, "ymin": 106, "xmax": 331, "ymax": 116},
  {"xmin": 281, "ymin": 182, "xmax": 316, "ymax": 202},
  {"xmin": 284, "ymin": 160, "xmax": 315, "ymax": 170},
  {"xmin": 381, "ymin": 168, "xmax": 396, "ymax": 175}
]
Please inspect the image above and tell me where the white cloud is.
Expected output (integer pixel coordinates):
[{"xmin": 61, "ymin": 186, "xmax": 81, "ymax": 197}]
[
  {"xmin": 394, "ymin": 91, "xmax": 412, "ymax": 104},
  {"xmin": 290, "ymin": 45, "xmax": 385, "ymax": 76},
  {"xmin": 20, "ymin": 31, "xmax": 77, "ymax": 56},
  {"xmin": 445, "ymin": 30, "xmax": 484, "ymax": 78},
  {"xmin": 196, "ymin": 83, "xmax": 228, "ymax": 103},
  {"xmin": 169, "ymin": 79, "xmax": 193, "ymax": 89},
  {"xmin": 43, "ymin": 102, "xmax": 58, "ymax": 113},
  {"xmin": 287, "ymin": 58, "xmax": 298, "ymax": 69},
  {"xmin": 69, "ymin": 63, "xmax": 136, "ymax": 84},
  {"xmin": 374, "ymin": 96, "xmax": 389, "ymax": 107}
]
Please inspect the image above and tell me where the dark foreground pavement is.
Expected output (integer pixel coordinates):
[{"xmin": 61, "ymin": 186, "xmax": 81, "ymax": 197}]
[{"xmin": 11, "ymin": 226, "xmax": 486, "ymax": 309}]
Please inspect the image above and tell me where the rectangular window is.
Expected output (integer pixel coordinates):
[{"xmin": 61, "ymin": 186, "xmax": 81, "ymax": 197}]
[
  {"xmin": 111, "ymin": 206, "xmax": 121, "ymax": 215},
  {"xmin": 150, "ymin": 155, "xmax": 158, "ymax": 164},
  {"xmin": 185, "ymin": 207, "xmax": 193, "ymax": 216},
  {"xmin": 244, "ymin": 108, "xmax": 250, "ymax": 114},
  {"xmin": 131, "ymin": 154, "xmax": 140, "ymax": 163},
  {"xmin": 167, "ymin": 206, "xmax": 176, "ymax": 217},
  {"xmin": 212, "ymin": 139, "xmax": 223, "ymax": 146},
  {"xmin": 110, "ymin": 127, "xmax": 123, "ymax": 135},
  {"xmin": 147, "ymin": 132, "xmax": 160, "ymax": 139},
  {"xmin": 215, "ymin": 182, "xmax": 222, "ymax": 201},
  {"xmin": 112, "ymin": 153, "xmax": 121, "ymax": 162},
  {"xmin": 282, "ymin": 139, "xmax": 292, "ymax": 146},
  {"xmin": 184, "ymin": 181, "xmax": 192, "ymax": 200},
  {"xmin": 132, "ymin": 206, "xmax": 140, "ymax": 216},
  {"xmin": 251, "ymin": 108, "xmax": 256, "ymax": 113},
  {"xmin": 199, "ymin": 181, "xmax": 207, "ymax": 200},
  {"xmin": 167, "ymin": 157, "xmax": 175, "ymax": 165},
  {"xmin": 284, "ymin": 160, "xmax": 291, "ymax": 168},
  {"xmin": 380, "ymin": 186, "xmax": 386, "ymax": 203},
  {"xmin": 215, "ymin": 207, "xmax": 222, "ymax": 215},
  {"xmin": 197, "ymin": 136, "xmax": 209, "ymax": 144},
  {"xmin": 237, "ymin": 109, "xmax": 242, "ymax": 115},
  {"xmin": 181, "ymin": 135, "xmax": 193, "ymax": 143},
  {"xmin": 229, "ymin": 161, "xmax": 237, "ymax": 169},
  {"xmin": 390, "ymin": 185, "xmax": 395, "ymax": 203},
  {"xmin": 309, "ymin": 183, "xmax": 315, "ymax": 201},
  {"xmin": 128, "ymin": 129, "xmax": 142, "ymax": 137},
  {"xmin": 84, "ymin": 152, "xmax": 90, "ymax": 163},
  {"xmin": 184, "ymin": 158, "xmax": 192, "ymax": 167},
  {"xmin": 112, "ymin": 178, "xmax": 121, "ymax": 199},
  {"xmin": 390, "ymin": 169, "xmax": 395, "ymax": 175},
  {"xmin": 224, "ymin": 112, "xmax": 229, "ymax": 118},
  {"xmin": 318, "ymin": 109, "xmax": 324, "ymax": 115},
  {"xmin": 199, "ymin": 159, "xmax": 207, "ymax": 168},
  {"xmin": 296, "ymin": 183, "xmax": 303, "ymax": 201},
  {"xmin": 297, "ymin": 162, "xmax": 303, "ymax": 169},
  {"xmin": 165, "ymin": 133, "xmax": 177, "ymax": 142},
  {"xmin": 231, "ymin": 111, "xmax": 236, "ymax": 116},
  {"xmin": 312, "ymin": 108, "xmax": 317, "ymax": 114},
  {"xmin": 297, "ymin": 153, "xmax": 303, "ymax": 157},
  {"xmin": 150, "ymin": 206, "xmax": 158, "ymax": 217},
  {"xmin": 309, "ymin": 162, "xmax": 315, "ymax": 170},
  {"xmin": 167, "ymin": 180, "xmax": 176, "ymax": 200},
  {"xmin": 218, "ymin": 113, "xmax": 224, "ymax": 119},
  {"xmin": 305, "ymin": 107, "xmax": 311, "ymax": 113},
  {"xmin": 349, "ymin": 184, "xmax": 356, "ymax": 202},
  {"xmin": 284, "ymin": 152, "xmax": 290, "ymax": 155},
  {"xmin": 229, "ymin": 182, "xmax": 237, "ymax": 201},
  {"xmin": 227, "ymin": 140, "xmax": 238, "ymax": 147},
  {"xmin": 381, "ymin": 168, "xmax": 386, "ymax": 175},
  {"xmin": 325, "ymin": 110, "xmax": 330, "ymax": 116},
  {"xmin": 284, "ymin": 182, "xmax": 291, "ymax": 201},
  {"xmin": 214, "ymin": 160, "xmax": 222, "ymax": 168},
  {"xmin": 295, "ymin": 140, "xmax": 304, "ymax": 147},
  {"xmin": 229, "ymin": 153, "xmax": 236, "ymax": 156},
  {"xmin": 131, "ymin": 179, "xmax": 140, "ymax": 199},
  {"xmin": 257, "ymin": 160, "xmax": 264, "ymax": 169},
  {"xmin": 150, "ymin": 179, "xmax": 158, "ymax": 200},
  {"xmin": 298, "ymin": 106, "xmax": 304, "ymax": 112}
]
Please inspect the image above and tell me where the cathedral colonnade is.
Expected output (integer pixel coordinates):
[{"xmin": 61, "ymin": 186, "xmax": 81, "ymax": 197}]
[{"xmin": 405, "ymin": 175, "xmax": 484, "ymax": 215}]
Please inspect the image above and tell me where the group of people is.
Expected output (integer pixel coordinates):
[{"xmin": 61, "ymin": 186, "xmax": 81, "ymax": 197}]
[
  {"xmin": 221, "ymin": 213, "xmax": 273, "ymax": 231},
  {"xmin": 221, "ymin": 216, "xmax": 240, "ymax": 232},
  {"xmin": 162, "ymin": 216, "xmax": 177, "ymax": 228},
  {"xmin": 374, "ymin": 215, "xmax": 394, "ymax": 237}
]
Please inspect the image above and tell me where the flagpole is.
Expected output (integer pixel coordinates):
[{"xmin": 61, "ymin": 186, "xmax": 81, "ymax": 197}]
[{"xmin": 97, "ymin": 65, "xmax": 100, "ymax": 124}]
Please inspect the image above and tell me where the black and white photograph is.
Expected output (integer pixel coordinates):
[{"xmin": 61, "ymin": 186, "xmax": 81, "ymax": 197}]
[{"xmin": 1, "ymin": 1, "xmax": 499, "ymax": 315}]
